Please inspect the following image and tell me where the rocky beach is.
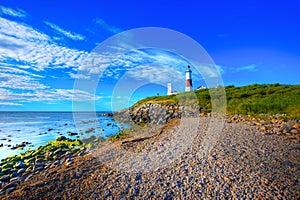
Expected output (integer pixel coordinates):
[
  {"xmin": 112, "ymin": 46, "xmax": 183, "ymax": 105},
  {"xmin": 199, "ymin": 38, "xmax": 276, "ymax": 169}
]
[
  {"xmin": 0, "ymin": 0, "xmax": 299, "ymax": 198},
  {"xmin": 0, "ymin": 111, "xmax": 299, "ymax": 199}
]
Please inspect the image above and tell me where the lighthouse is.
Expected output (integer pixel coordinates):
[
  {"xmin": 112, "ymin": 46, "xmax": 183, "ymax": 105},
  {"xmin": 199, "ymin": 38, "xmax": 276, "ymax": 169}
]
[{"xmin": 185, "ymin": 65, "xmax": 192, "ymax": 92}]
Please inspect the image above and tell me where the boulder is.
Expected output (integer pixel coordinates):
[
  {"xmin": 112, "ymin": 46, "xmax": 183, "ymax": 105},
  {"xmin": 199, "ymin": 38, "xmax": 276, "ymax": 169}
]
[
  {"xmin": 56, "ymin": 136, "xmax": 67, "ymax": 141},
  {"xmin": 0, "ymin": 174, "xmax": 10, "ymax": 182}
]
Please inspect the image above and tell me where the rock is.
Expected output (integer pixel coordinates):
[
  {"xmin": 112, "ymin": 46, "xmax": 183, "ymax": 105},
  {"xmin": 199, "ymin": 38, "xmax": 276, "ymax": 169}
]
[
  {"xmin": 34, "ymin": 162, "xmax": 44, "ymax": 168},
  {"xmin": 10, "ymin": 176, "xmax": 23, "ymax": 182},
  {"xmin": 56, "ymin": 136, "xmax": 67, "ymax": 141},
  {"xmin": 290, "ymin": 128, "xmax": 299, "ymax": 134},
  {"xmin": 292, "ymin": 123, "xmax": 300, "ymax": 129},
  {"xmin": 5, "ymin": 187, "xmax": 16, "ymax": 194},
  {"xmin": 2, "ymin": 182, "xmax": 17, "ymax": 191},
  {"xmin": 105, "ymin": 189, "xmax": 111, "ymax": 197},
  {"xmin": 282, "ymin": 124, "xmax": 292, "ymax": 133},
  {"xmin": 35, "ymin": 157, "xmax": 45, "ymax": 163},
  {"xmin": 68, "ymin": 132, "xmax": 78, "ymax": 136},
  {"xmin": 66, "ymin": 161, "xmax": 74, "ymax": 166},
  {"xmin": 24, "ymin": 174, "xmax": 33, "ymax": 182},
  {"xmin": 10, "ymin": 142, "xmax": 26, "ymax": 150},
  {"xmin": 78, "ymin": 151, "xmax": 85, "ymax": 156},
  {"xmin": 2, "ymin": 163, "xmax": 13, "ymax": 169},
  {"xmin": 10, "ymin": 172, "xmax": 19, "ymax": 178},
  {"xmin": 0, "ymin": 174, "xmax": 10, "ymax": 182},
  {"xmin": 85, "ymin": 128, "xmax": 95, "ymax": 134},
  {"xmin": 1, "ymin": 168, "xmax": 11, "ymax": 175},
  {"xmin": 54, "ymin": 149, "xmax": 63, "ymax": 156},
  {"xmin": 14, "ymin": 161, "xmax": 26, "ymax": 169}
]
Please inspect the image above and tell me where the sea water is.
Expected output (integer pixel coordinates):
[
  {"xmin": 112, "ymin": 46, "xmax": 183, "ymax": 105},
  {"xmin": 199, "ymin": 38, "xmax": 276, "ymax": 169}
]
[{"xmin": 0, "ymin": 112, "xmax": 127, "ymax": 160}]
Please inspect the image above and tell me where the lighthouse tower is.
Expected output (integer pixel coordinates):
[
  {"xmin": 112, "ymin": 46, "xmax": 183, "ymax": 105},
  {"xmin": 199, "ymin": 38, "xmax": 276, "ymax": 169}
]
[{"xmin": 185, "ymin": 65, "xmax": 192, "ymax": 92}]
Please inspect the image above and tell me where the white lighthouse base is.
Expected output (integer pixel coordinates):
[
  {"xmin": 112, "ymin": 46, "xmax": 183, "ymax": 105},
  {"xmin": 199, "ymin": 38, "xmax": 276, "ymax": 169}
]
[{"xmin": 185, "ymin": 86, "xmax": 192, "ymax": 92}]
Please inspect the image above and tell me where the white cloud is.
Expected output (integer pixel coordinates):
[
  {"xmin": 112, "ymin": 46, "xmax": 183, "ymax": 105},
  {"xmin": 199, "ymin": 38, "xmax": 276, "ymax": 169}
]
[
  {"xmin": 0, "ymin": 72, "xmax": 48, "ymax": 90},
  {"xmin": 0, "ymin": 12, "xmax": 98, "ymax": 106},
  {"xmin": 68, "ymin": 72, "xmax": 90, "ymax": 79},
  {"xmin": 0, "ymin": 87, "xmax": 101, "ymax": 102},
  {"xmin": 0, "ymin": 6, "xmax": 27, "ymax": 18},
  {"xmin": 94, "ymin": 18, "xmax": 122, "ymax": 34},
  {"xmin": 0, "ymin": 88, "xmax": 12, "ymax": 100},
  {"xmin": 0, "ymin": 64, "xmax": 44, "ymax": 78},
  {"xmin": 0, "ymin": 17, "xmax": 88, "ymax": 71},
  {"xmin": 0, "ymin": 102, "xmax": 22, "ymax": 106},
  {"xmin": 235, "ymin": 64, "xmax": 257, "ymax": 72},
  {"xmin": 77, "ymin": 49, "xmax": 190, "ymax": 80},
  {"xmin": 127, "ymin": 64, "xmax": 184, "ymax": 84},
  {"xmin": 45, "ymin": 21, "xmax": 85, "ymax": 41},
  {"xmin": 217, "ymin": 64, "xmax": 257, "ymax": 73}
]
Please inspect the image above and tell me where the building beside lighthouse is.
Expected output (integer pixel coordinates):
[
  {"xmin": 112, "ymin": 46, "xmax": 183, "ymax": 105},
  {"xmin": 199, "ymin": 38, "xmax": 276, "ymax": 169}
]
[
  {"xmin": 185, "ymin": 65, "xmax": 192, "ymax": 92},
  {"xmin": 167, "ymin": 83, "xmax": 173, "ymax": 95},
  {"xmin": 167, "ymin": 83, "xmax": 178, "ymax": 95}
]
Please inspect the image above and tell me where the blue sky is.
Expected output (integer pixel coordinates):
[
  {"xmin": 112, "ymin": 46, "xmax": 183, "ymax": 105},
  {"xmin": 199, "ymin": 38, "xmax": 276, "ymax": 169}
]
[{"xmin": 0, "ymin": 0, "xmax": 299, "ymax": 111}]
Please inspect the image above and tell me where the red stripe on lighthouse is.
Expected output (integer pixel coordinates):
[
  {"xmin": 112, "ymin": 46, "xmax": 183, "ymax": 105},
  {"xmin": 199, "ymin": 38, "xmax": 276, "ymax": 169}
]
[{"xmin": 186, "ymin": 79, "xmax": 192, "ymax": 87}]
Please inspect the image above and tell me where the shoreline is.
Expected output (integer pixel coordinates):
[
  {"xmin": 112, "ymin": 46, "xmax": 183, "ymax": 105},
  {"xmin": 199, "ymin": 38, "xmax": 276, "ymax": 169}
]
[
  {"xmin": 0, "ymin": 114, "xmax": 299, "ymax": 198},
  {"xmin": 0, "ymin": 112, "xmax": 125, "ymax": 161}
]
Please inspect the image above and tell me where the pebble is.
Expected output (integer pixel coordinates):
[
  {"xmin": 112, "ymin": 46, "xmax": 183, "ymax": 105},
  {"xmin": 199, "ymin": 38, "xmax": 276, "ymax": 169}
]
[
  {"xmin": 10, "ymin": 176, "xmax": 23, "ymax": 182},
  {"xmin": 0, "ymin": 175, "xmax": 10, "ymax": 182},
  {"xmin": 5, "ymin": 187, "xmax": 16, "ymax": 194},
  {"xmin": 10, "ymin": 172, "xmax": 19, "ymax": 178},
  {"xmin": 1, "ymin": 115, "xmax": 299, "ymax": 199},
  {"xmin": 24, "ymin": 174, "xmax": 33, "ymax": 182},
  {"xmin": 2, "ymin": 182, "xmax": 17, "ymax": 191},
  {"xmin": 17, "ymin": 168, "xmax": 26, "ymax": 174}
]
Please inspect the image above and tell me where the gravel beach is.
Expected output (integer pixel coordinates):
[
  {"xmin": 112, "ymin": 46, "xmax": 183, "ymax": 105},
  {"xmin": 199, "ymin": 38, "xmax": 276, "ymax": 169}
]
[{"xmin": 1, "ymin": 116, "xmax": 299, "ymax": 199}]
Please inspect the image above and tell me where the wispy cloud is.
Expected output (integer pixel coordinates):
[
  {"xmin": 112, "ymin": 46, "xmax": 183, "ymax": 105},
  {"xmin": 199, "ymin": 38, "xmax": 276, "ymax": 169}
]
[
  {"xmin": 0, "ymin": 64, "xmax": 44, "ymax": 78},
  {"xmin": 44, "ymin": 21, "xmax": 85, "ymax": 41},
  {"xmin": 235, "ymin": 64, "xmax": 257, "ymax": 72},
  {"xmin": 76, "ymin": 48, "xmax": 224, "ymax": 86},
  {"xmin": 0, "ymin": 72, "xmax": 48, "ymax": 90},
  {"xmin": 94, "ymin": 18, "xmax": 123, "ymax": 34},
  {"xmin": 0, "ymin": 7, "xmax": 94, "ymax": 106},
  {"xmin": 0, "ymin": 102, "xmax": 22, "ymax": 106},
  {"xmin": 0, "ymin": 87, "xmax": 101, "ymax": 102},
  {"xmin": 0, "ymin": 6, "xmax": 27, "ymax": 18},
  {"xmin": 68, "ymin": 72, "xmax": 90, "ymax": 80},
  {"xmin": 78, "ymin": 49, "xmax": 191, "ymax": 80},
  {"xmin": 0, "ymin": 17, "xmax": 88, "ymax": 71},
  {"xmin": 127, "ymin": 64, "xmax": 184, "ymax": 84},
  {"xmin": 218, "ymin": 64, "xmax": 257, "ymax": 73}
]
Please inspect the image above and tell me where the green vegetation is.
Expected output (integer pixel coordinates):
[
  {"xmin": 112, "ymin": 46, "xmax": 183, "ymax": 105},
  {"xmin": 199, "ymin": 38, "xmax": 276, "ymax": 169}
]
[
  {"xmin": 0, "ymin": 137, "xmax": 84, "ymax": 171},
  {"xmin": 48, "ymin": 138, "xmax": 83, "ymax": 147},
  {"xmin": 108, "ymin": 122, "xmax": 150, "ymax": 141},
  {"xmin": 108, "ymin": 129, "xmax": 129, "ymax": 141},
  {"xmin": 134, "ymin": 84, "xmax": 300, "ymax": 119}
]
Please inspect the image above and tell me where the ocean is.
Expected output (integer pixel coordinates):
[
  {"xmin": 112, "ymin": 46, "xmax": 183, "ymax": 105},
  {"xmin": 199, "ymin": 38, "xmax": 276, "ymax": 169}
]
[{"xmin": 0, "ymin": 112, "xmax": 127, "ymax": 160}]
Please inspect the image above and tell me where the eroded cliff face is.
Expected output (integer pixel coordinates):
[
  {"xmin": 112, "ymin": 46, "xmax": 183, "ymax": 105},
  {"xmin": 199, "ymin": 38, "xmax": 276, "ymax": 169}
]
[{"xmin": 114, "ymin": 103, "xmax": 201, "ymax": 125}]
